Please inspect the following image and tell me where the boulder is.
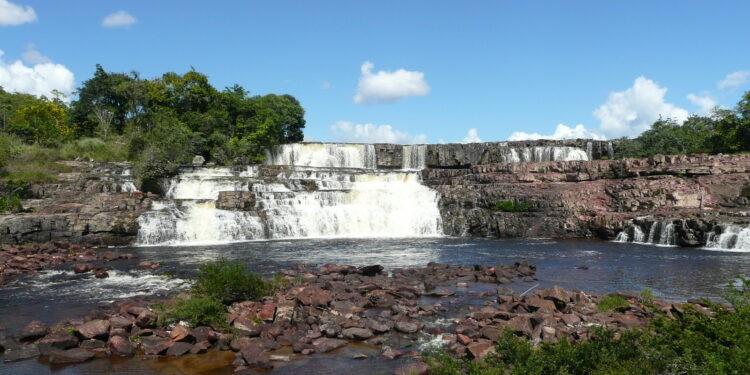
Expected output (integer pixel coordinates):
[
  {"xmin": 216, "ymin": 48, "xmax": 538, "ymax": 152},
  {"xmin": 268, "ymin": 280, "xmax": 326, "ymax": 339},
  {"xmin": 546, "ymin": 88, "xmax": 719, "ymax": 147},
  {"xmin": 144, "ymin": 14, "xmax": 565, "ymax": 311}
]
[
  {"xmin": 36, "ymin": 333, "xmax": 79, "ymax": 354},
  {"xmin": 73, "ymin": 263, "xmax": 91, "ymax": 274},
  {"xmin": 169, "ymin": 325, "xmax": 191, "ymax": 342},
  {"xmin": 503, "ymin": 316, "xmax": 533, "ymax": 338},
  {"xmin": 77, "ymin": 319, "xmax": 110, "ymax": 339},
  {"xmin": 166, "ymin": 341, "xmax": 193, "ymax": 356},
  {"xmin": 192, "ymin": 155, "xmax": 205, "ymax": 166},
  {"xmin": 108, "ymin": 336, "xmax": 134, "ymax": 357},
  {"xmin": 47, "ymin": 348, "xmax": 95, "ymax": 364},
  {"xmin": 140, "ymin": 336, "xmax": 172, "ymax": 355},
  {"xmin": 358, "ymin": 265, "xmax": 384, "ymax": 277},
  {"xmin": 135, "ymin": 310, "xmax": 157, "ymax": 328},
  {"xmin": 19, "ymin": 321, "xmax": 47, "ymax": 342},
  {"xmin": 297, "ymin": 286, "xmax": 333, "ymax": 306},
  {"xmin": 395, "ymin": 321, "xmax": 420, "ymax": 334},
  {"xmin": 79, "ymin": 339, "xmax": 106, "ymax": 349},
  {"xmin": 190, "ymin": 340, "xmax": 211, "ymax": 354},
  {"xmin": 342, "ymin": 327, "xmax": 374, "ymax": 340},
  {"xmin": 240, "ymin": 341, "xmax": 272, "ymax": 369},
  {"xmin": 2, "ymin": 345, "xmax": 40, "ymax": 362},
  {"xmin": 312, "ymin": 337, "xmax": 348, "ymax": 353},
  {"xmin": 394, "ymin": 361, "xmax": 429, "ymax": 375},
  {"xmin": 467, "ymin": 341, "xmax": 495, "ymax": 361},
  {"xmin": 108, "ymin": 315, "xmax": 132, "ymax": 330}
]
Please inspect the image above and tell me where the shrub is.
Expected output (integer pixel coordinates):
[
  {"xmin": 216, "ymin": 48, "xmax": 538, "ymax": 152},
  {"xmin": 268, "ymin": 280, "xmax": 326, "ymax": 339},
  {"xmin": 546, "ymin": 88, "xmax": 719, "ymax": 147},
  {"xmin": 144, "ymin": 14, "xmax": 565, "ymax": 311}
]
[
  {"xmin": 164, "ymin": 296, "xmax": 226, "ymax": 328},
  {"xmin": 193, "ymin": 259, "xmax": 271, "ymax": 304},
  {"xmin": 493, "ymin": 200, "xmax": 533, "ymax": 212},
  {"xmin": 597, "ymin": 294, "xmax": 629, "ymax": 312},
  {"xmin": 0, "ymin": 192, "xmax": 22, "ymax": 213}
]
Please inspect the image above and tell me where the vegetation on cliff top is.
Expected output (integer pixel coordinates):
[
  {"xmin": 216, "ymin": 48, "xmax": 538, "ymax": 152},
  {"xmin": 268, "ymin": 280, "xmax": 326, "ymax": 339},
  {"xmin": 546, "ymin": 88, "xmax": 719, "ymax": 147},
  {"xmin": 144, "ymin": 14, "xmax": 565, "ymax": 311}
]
[
  {"xmin": 0, "ymin": 65, "xmax": 305, "ymax": 196},
  {"xmin": 427, "ymin": 278, "xmax": 750, "ymax": 375},
  {"xmin": 615, "ymin": 91, "xmax": 750, "ymax": 158}
]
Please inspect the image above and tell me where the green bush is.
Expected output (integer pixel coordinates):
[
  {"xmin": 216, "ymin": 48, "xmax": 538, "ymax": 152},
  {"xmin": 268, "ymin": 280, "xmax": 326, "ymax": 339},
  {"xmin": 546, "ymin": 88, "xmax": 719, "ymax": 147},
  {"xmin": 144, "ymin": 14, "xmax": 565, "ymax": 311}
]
[
  {"xmin": 193, "ymin": 259, "xmax": 271, "ymax": 304},
  {"xmin": 597, "ymin": 294, "xmax": 629, "ymax": 312},
  {"xmin": 493, "ymin": 200, "xmax": 533, "ymax": 212},
  {"xmin": 164, "ymin": 296, "xmax": 226, "ymax": 328},
  {"xmin": 0, "ymin": 192, "xmax": 22, "ymax": 213}
]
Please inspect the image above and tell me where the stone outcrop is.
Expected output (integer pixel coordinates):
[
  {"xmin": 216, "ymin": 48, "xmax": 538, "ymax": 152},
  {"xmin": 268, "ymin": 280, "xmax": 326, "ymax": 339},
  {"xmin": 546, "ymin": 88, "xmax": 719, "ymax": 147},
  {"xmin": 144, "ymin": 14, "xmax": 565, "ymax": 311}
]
[
  {"xmin": 0, "ymin": 161, "xmax": 153, "ymax": 245},
  {"xmin": 216, "ymin": 191, "xmax": 256, "ymax": 211},
  {"xmin": 423, "ymin": 154, "xmax": 750, "ymax": 241}
]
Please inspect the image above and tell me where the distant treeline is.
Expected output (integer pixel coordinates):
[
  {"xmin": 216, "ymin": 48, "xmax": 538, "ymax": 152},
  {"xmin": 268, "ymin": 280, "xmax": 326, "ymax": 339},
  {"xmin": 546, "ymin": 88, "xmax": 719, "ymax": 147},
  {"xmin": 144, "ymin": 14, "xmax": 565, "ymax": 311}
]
[
  {"xmin": 615, "ymin": 91, "xmax": 750, "ymax": 158},
  {"xmin": 0, "ymin": 65, "xmax": 305, "ymax": 191}
]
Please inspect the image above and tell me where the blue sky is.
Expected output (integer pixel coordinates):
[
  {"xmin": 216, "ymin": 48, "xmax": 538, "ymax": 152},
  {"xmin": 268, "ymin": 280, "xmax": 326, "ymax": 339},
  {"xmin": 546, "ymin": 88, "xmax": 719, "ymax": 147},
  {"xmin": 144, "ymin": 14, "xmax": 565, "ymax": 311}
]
[{"xmin": 1, "ymin": 0, "xmax": 749, "ymax": 143}]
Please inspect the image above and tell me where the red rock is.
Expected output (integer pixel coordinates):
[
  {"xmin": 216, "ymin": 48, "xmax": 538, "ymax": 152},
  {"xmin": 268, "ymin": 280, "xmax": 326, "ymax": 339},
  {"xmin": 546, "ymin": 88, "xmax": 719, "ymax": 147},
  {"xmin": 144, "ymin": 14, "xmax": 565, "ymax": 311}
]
[
  {"xmin": 457, "ymin": 333, "xmax": 472, "ymax": 346},
  {"xmin": 240, "ymin": 341, "xmax": 272, "ymax": 369},
  {"xmin": 190, "ymin": 340, "xmax": 211, "ymax": 354},
  {"xmin": 47, "ymin": 348, "xmax": 95, "ymax": 364},
  {"xmin": 258, "ymin": 303, "xmax": 276, "ymax": 322},
  {"xmin": 135, "ymin": 310, "xmax": 157, "ymax": 328},
  {"xmin": 526, "ymin": 296, "xmax": 557, "ymax": 313},
  {"xmin": 77, "ymin": 319, "xmax": 110, "ymax": 339},
  {"xmin": 467, "ymin": 341, "xmax": 495, "ymax": 361},
  {"xmin": 73, "ymin": 263, "xmax": 91, "ymax": 274},
  {"xmin": 297, "ymin": 286, "xmax": 333, "ymax": 306},
  {"xmin": 502, "ymin": 316, "xmax": 533, "ymax": 338},
  {"xmin": 480, "ymin": 326, "xmax": 502, "ymax": 342},
  {"xmin": 140, "ymin": 336, "xmax": 172, "ymax": 355},
  {"xmin": 166, "ymin": 341, "xmax": 193, "ymax": 356},
  {"xmin": 312, "ymin": 337, "xmax": 348, "ymax": 353},
  {"xmin": 169, "ymin": 325, "xmax": 191, "ymax": 342},
  {"xmin": 19, "ymin": 321, "xmax": 48, "ymax": 342},
  {"xmin": 108, "ymin": 336, "xmax": 134, "ymax": 357},
  {"xmin": 36, "ymin": 333, "xmax": 79, "ymax": 354},
  {"xmin": 561, "ymin": 313, "xmax": 582, "ymax": 326}
]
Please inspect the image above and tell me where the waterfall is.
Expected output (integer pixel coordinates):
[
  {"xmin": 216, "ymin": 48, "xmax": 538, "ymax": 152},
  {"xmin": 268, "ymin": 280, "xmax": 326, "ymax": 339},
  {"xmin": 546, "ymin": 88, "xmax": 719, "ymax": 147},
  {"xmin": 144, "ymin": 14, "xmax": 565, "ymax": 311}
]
[
  {"xmin": 402, "ymin": 145, "xmax": 426, "ymax": 170},
  {"xmin": 614, "ymin": 220, "xmax": 675, "ymax": 246},
  {"xmin": 705, "ymin": 225, "xmax": 750, "ymax": 252},
  {"xmin": 265, "ymin": 143, "xmax": 377, "ymax": 169},
  {"xmin": 136, "ymin": 145, "xmax": 443, "ymax": 245},
  {"xmin": 512, "ymin": 146, "xmax": 588, "ymax": 163}
]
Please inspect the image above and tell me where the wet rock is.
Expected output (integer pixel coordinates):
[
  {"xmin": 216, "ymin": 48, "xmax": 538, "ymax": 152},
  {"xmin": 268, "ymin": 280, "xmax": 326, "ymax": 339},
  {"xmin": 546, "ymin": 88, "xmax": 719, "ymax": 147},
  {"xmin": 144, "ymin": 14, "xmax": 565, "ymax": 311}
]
[
  {"xmin": 190, "ymin": 340, "xmax": 211, "ymax": 354},
  {"xmin": 428, "ymin": 287, "xmax": 455, "ymax": 297},
  {"xmin": 108, "ymin": 315, "xmax": 132, "ymax": 330},
  {"xmin": 80, "ymin": 339, "xmax": 106, "ymax": 349},
  {"xmin": 342, "ymin": 327, "xmax": 374, "ymax": 340},
  {"xmin": 170, "ymin": 325, "xmax": 191, "ymax": 342},
  {"xmin": 47, "ymin": 348, "xmax": 95, "ymax": 364},
  {"xmin": 365, "ymin": 290, "xmax": 396, "ymax": 308},
  {"xmin": 457, "ymin": 333, "xmax": 472, "ymax": 346},
  {"xmin": 297, "ymin": 286, "xmax": 333, "ymax": 306},
  {"xmin": 36, "ymin": 333, "xmax": 79, "ymax": 354},
  {"xmin": 312, "ymin": 337, "xmax": 348, "ymax": 353},
  {"xmin": 395, "ymin": 321, "xmax": 420, "ymax": 334},
  {"xmin": 166, "ymin": 341, "xmax": 193, "ymax": 356},
  {"xmin": 192, "ymin": 326, "xmax": 219, "ymax": 343},
  {"xmin": 382, "ymin": 346, "xmax": 403, "ymax": 359},
  {"xmin": 233, "ymin": 317, "xmax": 262, "ymax": 336},
  {"xmin": 394, "ymin": 361, "xmax": 429, "ymax": 375},
  {"xmin": 108, "ymin": 336, "xmax": 134, "ymax": 357},
  {"xmin": 2, "ymin": 345, "xmax": 39, "ymax": 362},
  {"xmin": 367, "ymin": 319, "xmax": 393, "ymax": 334},
  {"xmin": 73, "ymin": 263, "xmax": 91, "ymax": 274},
  {"xmin": 135, "ymin": 310, "xmax": 157, "ymax": 328},
  {"xmin": 94, "ymin": 269, "xmax": 109, "ymax": 279},
  {"xmin": 140, "ymin": 336, "xmax": 172, "ymax": 355},
  {"xmin": 240, "ymin": 341, "xmax": 272, "ymax": 369},
  {"xmin": 467, "ymin": 341, "xmax": 495, "ymax": 360},
  {"xmin": 77, "ymin": 319, "xmax": 110, "ymax": 340},
  {"xmin": 358, "ymin": 265, "xmax": 384, "ymax": 277},
  {"xmin": 19, "ymin": 320, "xmax": 48, "ymax": 342}
]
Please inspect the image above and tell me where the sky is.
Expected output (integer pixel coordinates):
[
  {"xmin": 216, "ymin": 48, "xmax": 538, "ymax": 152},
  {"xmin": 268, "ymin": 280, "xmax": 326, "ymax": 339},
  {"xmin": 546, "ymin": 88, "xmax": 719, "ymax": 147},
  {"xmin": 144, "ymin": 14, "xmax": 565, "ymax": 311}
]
[{"xmin": 1, "ymin": 0, "xmax": 749, "ymax": 144}]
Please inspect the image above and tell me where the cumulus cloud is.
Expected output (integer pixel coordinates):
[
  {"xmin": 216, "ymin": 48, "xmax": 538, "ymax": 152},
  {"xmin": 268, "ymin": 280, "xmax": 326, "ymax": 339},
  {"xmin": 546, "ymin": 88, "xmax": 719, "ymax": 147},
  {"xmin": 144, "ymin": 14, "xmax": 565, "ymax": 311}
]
[
  {"xmin": 593, "ymin": 76, "xmax": 688, "ymax": 138},
  {"xmin": 0, "ymin": 49, "xmax": 75, "ymax": 100},
  {"xmin": 508, "ymin": 124, "xmax": 605, "ymax": 141},
  {"xmin": 0, "ymin": 0, "xmax": 36, "ymax": 26},
  {"xmin": 461, "ymin": 128, "xmax": 482, "ymax": 143},
  {"xmin": 330, "ymin": 121, "xmax": 427, "ymax": 144},
  {"xmin": 717, "ymin": 70, "xmax": 750, "ymax": 91},
  {"xmin": 687, "ymin": 93, "xmax": 717, "ymax": 115},
  {"xmin": 353, "ymin": 61, "xmax": 430, "ymax": 104},
  {"xmin": 102, "ymin": 10, "xmax": 136, "ymax": 28}
]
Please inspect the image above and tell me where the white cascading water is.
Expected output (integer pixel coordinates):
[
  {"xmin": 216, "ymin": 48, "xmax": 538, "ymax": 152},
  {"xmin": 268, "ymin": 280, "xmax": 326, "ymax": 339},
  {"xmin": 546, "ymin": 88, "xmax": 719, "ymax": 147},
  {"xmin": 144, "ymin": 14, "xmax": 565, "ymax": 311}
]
[
  {"xmin": 705, "ymin": 225, "xmax": 750, "ymax": 251},
  {"xmin": 615, "ymin": 220, "xmax": 675, "ymax": 246},
  {"xmin": 137, "ymin": 142, "xmax": 592, "ymax": 246}
]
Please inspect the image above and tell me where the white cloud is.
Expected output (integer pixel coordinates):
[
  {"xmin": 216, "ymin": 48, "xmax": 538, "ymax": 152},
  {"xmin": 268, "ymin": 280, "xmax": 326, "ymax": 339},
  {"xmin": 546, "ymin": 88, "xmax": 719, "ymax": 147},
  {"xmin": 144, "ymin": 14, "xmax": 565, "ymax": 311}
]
[
  {"xmin": 102, "ymin": 10, "xmax": 136, "ymax": 28},
  {"xmin": 461, "ymin": 128, "xmax": 482, "ymax": 143},
  {"xmin": 353, "ymin": 61, "xmax": 430, "ymax": 104},
  {"xmin": 330, "ymin": 121, "xmax": 427, "ymax": 144},
  {"xmin": 717, "ymin": 70, "xmax": 750, "ymax": 91},
  {"xmin": 0, "ymin": 49, "xmax": 75, "ymax": 100},
  {"xmin": 21, "ymin": 44, "xmax": 50, "ymax": 64},
  {"xmin": 321, "ymin": 80, "xmax": 331, "ymax": 90},
  {"xmin": 593, "ymin": 76, "xmax": 688, "ymax": 138},
  {"xmin": 508, "ymin": 124, "xmax": 605, "ymax": 141},
  {"xmin": 0, "ymin": 0, "xmax": 36, "ymax": 26},
  {"xmin": 687, "ymin": 93, "xmax": 717, "ymax": 115}
]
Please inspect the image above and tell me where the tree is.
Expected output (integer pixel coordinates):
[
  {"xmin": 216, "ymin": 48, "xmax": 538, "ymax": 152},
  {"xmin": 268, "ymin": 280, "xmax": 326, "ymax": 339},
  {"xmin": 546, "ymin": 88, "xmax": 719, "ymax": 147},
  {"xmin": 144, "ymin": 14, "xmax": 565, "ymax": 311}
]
[
  {"xmin": 8, "ymin": 99, "xmax": 72, "ymax": 146},
  {"xmin": 70, "ymin": 65, "xmax": 142, "ymax": 136}
]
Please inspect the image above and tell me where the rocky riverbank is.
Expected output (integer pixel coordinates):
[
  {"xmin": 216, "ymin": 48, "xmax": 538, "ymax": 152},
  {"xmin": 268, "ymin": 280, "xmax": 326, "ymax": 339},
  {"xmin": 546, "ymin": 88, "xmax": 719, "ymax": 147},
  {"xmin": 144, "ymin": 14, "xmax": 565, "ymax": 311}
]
[
  {"xmin": 425, "ymin": 153, "xmax": 750, "ymax": 243},
  {"xmin": 0, "ymin": 262, "xmax": 716, "ymax": 373}
]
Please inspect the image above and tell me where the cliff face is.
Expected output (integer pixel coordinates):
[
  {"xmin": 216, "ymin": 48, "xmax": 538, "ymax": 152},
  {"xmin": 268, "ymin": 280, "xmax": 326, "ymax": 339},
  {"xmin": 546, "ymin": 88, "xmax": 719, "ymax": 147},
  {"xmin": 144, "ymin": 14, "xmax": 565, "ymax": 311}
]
[
  {"xmin": 423, "ymin": 154, "xmax": 750, "ymax": 242},
  {"xmin": 0, "ymin": 161, "xmax": 153, "ymax": 245}
]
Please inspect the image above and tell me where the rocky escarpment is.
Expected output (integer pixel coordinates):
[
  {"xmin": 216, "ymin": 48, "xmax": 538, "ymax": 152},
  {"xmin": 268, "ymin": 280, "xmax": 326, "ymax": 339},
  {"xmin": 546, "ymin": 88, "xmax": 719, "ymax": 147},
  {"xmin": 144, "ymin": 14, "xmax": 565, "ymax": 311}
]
[
  {"xmin": 0, "ymin": 162, "xmax": 153, "ymax": 245},
  {"xmin": 423, "ymin": 154, "xmax": 750, "ymax": 242}
]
